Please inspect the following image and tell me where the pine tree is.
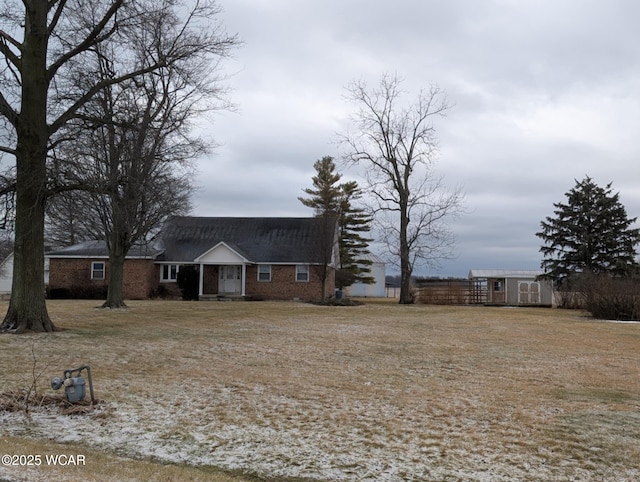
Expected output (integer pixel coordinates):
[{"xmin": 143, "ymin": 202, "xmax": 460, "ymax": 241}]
[
  {"xmin": 299, "ymin": 156, "xmax": 374, "ymax": 289},
  {"xmin": 338, "ymin": 181, "xmax": 375, "ymax": 287},
  {"xmin": 298, "ymin": 157, "xmax": 342, "ymax": 214},
  {"xmin": 536, "ymin": 176, "xmax": 640, "ymax": 287}
]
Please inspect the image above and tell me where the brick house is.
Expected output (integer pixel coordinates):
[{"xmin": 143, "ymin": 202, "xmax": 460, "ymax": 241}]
[{"xmin": 47, "ymin": 216, "xmax": 339, "ymax": 301}]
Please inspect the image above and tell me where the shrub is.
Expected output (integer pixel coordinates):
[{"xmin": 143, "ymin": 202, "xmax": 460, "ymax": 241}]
[
  {"xmin": 150, "ymin": 285, "xmax": 170, "ymax": 299},
  {"xmin": 176, "ymin": 265, "xmax": 199, "ymax": 301},
  {"xmin": 48, "ymin": 288, "xmax": 71, "ymax": 299},
  {"xmin": 48, "ymin": 285, "xmax": 108, "ymax": 300},
  {"xmin": 554, "ymin": 289, "xmax": 586, "ymax": 310},
  {"xmin": 582, "ymin": 274, "xmax": 640, "ymax": 321}
]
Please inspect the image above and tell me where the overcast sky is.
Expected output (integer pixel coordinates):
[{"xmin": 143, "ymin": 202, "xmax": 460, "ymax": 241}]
[{"xmin": 191, "ymin": 0, "xmax": 640, "ymax": 278}]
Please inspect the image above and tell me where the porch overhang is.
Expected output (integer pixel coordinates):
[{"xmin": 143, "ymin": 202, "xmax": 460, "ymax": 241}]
[
  {"xmin": 194, "ymin": 242, "xmax": 252, "ymax": 298},
  {"xmin": 194, "ymin": 241, "xmax": 250, "ymax": 264}
]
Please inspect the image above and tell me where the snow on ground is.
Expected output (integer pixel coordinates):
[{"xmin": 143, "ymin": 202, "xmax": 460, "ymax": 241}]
[
  {"xmin": 0, "ymin": 391, "xmax": 517, "ymax": 481},
  {"xmin": 1, "ymin": 385, "xmax": 639, "ymax": 482},
  {"xmin": 1, "ymin": 393, "xmax": 442, "ymax": 481},
  {"xmin": 1, "ymin": 303, "xmax": 639, "ymax": 481}
]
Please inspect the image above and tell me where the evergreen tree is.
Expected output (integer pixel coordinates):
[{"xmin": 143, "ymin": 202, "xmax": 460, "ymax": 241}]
[
  {"xmin": 298, "ymin": 157, "xmax": 343, "ymax": 214},
  {"xmin": 299, "ymin": 156, "xmax": 374, "ymax": 289},
  {"xmin": 536, "ymin": 176, "xmax": 640, "ymax": 287},
  {"xmin": 338, "ymin": 181, "xmax": 375, "ymax": 287}
]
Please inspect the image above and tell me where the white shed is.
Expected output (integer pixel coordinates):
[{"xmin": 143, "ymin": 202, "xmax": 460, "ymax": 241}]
[{"xmin": 345, "ymin": 254, "xmax": 386, "ymax": 298}]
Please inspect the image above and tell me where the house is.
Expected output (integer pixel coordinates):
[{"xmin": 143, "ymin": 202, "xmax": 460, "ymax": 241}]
[
  {"xmin": 0, "ymin": 253, "xmax": 13, "ymax": 299},
  {"xmin": 0, "ymin": 252, "xmax": 51, "ymax": 300},
  {"xmin": 468, "ymin": 269, "xmax": 553, "ymax": 307},
  {"xmin": 344, "ymin": 253, "xmax": 386, "ymax": 298},
  {"xmin": 47, "ymin": 241, "xmax": 163, "ymax": 299},
  {"xmin": 47, "ymin": 216, "xmax": 339, "ymax": 301}
]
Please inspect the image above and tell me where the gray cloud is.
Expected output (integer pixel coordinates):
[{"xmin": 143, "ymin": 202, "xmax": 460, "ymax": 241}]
[{"xmin": 193, "ymin": 0, "xmax": 640, "ymax": 277}]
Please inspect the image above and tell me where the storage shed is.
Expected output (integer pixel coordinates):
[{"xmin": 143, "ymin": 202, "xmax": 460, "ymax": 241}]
[
  {"xmin": 468, "ymin": 269, "xmax": 553, "ymax": 307},
  {"xmin": 344, "ymin": 253, "xmax": 386, "ymax": 298}
]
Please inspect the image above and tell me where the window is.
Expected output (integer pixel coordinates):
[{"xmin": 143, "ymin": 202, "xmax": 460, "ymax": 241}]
[
  {"xmin": 258, "ymin": 264, "xmax": 271, "ymax": 282},
  {"xmin": 296, "ymin": 265, "xmax": 309, "ymax": 282},
  {"xmin": 91, "ymin": 262, "xmax": 105, "ymax": 280},
  {"xmin": 161, "ymin": 264, "xmax": 179, "ymax": 282}
]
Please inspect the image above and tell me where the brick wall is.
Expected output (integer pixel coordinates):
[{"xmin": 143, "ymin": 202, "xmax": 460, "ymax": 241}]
[
  {"xmin": 49, "ymin": 259, "xmax": 336, "ymax": 301},
  {"xmin": 245, "ymin": 264, "xmax": 335, "ymax": 301},
  {"xmin": 123, "ymin": 260, "xmax": 158, "ymax": 299},
  {"xmin": 49, "ymin": 258, "xmax": 158, "ymax": 299}
]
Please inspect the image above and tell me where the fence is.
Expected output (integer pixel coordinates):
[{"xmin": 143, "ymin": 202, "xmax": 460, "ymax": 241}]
[{"xmin": 415, "ymin": 279, "xmax": 487, "ymax": 305}]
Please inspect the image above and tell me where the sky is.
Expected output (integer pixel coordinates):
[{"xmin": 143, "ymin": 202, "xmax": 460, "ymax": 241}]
[{"xmin": 191, "ymin": 0, "xmax": 640, "ymax": 278}]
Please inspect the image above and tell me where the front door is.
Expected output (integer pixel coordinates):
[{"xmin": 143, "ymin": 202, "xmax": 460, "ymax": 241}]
[{"xmin": 219, "ymin": 266, "xmax": 242, "ymax": 293}]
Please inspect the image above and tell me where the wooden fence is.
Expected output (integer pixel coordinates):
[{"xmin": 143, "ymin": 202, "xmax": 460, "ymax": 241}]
[{"xmin": 415, "ymin": 279, "xmax": 487, "ymax": 305}]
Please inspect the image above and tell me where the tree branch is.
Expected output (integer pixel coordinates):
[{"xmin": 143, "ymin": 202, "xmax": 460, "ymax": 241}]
[
  {"xmin": 0, "ymin": 29, "xmax": 22, "ymax": 68},
  {"xmin": 46, "ymin": 0, "xmax": 123, "ymax": 83},
  {"xmin": 0, "ymin": 90, "xmax": 18, "ymax": 128}
]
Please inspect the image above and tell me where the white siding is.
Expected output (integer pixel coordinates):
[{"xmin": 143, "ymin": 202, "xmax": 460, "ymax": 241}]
[
  {"xmin": 0, "ymin": 254, "xmax": 12, "ymax": 293},
  {"xmin": 345, "ymin": 260, "xmax": 386, "ymax": 298}
]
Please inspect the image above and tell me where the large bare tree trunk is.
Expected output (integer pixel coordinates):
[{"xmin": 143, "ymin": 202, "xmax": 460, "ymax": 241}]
[
  {"xmin": 399, "ymin": 201, "xmax": 413, "ymax": 304},
  {"xmin": 2, "ymin": 180, "xmax": 54, "ymax": 332},
  {"xmin": 103, "ymin": 252, "xmax": 126, "ymax": 308},
  {"xmin": 1, "ymin": 1, "xmax": 54, "ymax": 332},
  {"xmin": 103, "ymin": 236, "xmax": 127, "ymax": 308}
]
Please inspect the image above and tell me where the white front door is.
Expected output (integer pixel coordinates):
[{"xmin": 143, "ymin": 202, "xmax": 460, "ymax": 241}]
[{"xmin": 219, "ymin": 266, "xmax": 242, "ymax": 293}]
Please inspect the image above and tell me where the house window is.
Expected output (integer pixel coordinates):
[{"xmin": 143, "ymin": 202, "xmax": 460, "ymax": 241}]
[
  {"xmin": 258, "ymin": 264, "xmax": 271, "ymax": 282},
  {"xmin": 493, "ymin": 280, "xmax": 503, "ymax": 292},
  {"xmin": 296, "ymin": 265, "xmax": 309, "ymax": 282},
  {"xmin": 91, "ymin": 262, "xmax": 105, "ymax": 280},
  {"xmin": 161, "ymin": 264, "xmax": 179, "ymax": 282}
]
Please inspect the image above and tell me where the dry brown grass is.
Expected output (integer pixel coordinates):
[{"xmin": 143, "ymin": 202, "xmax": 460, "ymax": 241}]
[
  {"xmin": 0, "ymin": 300, "xmax": 639, "ymax": 481},
  {"xmin": 0, "ymin": 436, "xmax": 253, "ymax": 482}
]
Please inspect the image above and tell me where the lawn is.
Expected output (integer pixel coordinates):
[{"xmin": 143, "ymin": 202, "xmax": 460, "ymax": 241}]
[{"xmin": 0, "ymin": 300, "xmax": 639, "ymax": 481}]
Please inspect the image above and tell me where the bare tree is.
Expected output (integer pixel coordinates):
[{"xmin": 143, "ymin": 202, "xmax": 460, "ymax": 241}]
[
  {"xmin": 45, "ymin": 191, "xmax": 94, "ymax": 247},
  {"xmin": 0, "ymin": 0, "xmax": 238, "ymax": 332},
  {"xmin": 49, "ymin": 6, "xmax": 232, "ymax": 308},
  {"xmin": 308, "ymin": 214, "xmax": 340, "ymax": 302},
  {"xmin": 341, "ymin": 74, "xmax": 464, "ymax": 304}
]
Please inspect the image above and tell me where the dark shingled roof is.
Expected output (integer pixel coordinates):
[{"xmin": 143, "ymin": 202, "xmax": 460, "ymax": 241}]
[
  {"xmin": 157, "ymin": 216, "xmax": 336, "ymax": 264},
  {"xmin": 48, "ymin": 240, "xmax": 162, "ymax": 258}
]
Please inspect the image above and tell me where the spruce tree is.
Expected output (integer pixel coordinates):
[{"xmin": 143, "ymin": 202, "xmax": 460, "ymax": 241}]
[
  {"xmin": 298, "ymin": 156, "xmax": 343, "ymax": 214},
  {"xmin": 536, "ymin": 176, "xmax": 640, "ymax": 287},
  {"xmin": 299, "ymin": 156, "xmax": 374, "ymax": 289},
  {"xmin": 338, "ymin": 181, "xmax": 375, "ymax": 287}
]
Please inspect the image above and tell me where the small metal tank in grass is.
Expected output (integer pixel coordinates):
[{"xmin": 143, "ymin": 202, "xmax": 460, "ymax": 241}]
[{"xmin": 51, "ymin": 365, "xmax": 95, "ymax": 404}]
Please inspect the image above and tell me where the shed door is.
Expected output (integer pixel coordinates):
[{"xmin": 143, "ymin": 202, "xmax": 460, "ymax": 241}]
[
  {"xmin": 489, "ymin": 279, "xmax": 505, "ymax": 303},
  {"xmin": 518, "ymin": 282, "xmax": 540, "ymax": 304}
]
